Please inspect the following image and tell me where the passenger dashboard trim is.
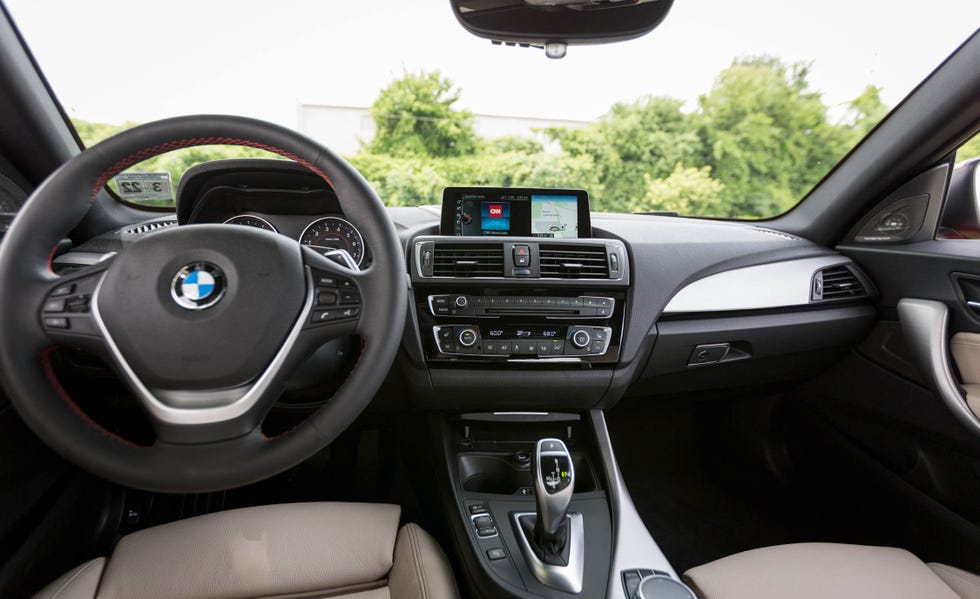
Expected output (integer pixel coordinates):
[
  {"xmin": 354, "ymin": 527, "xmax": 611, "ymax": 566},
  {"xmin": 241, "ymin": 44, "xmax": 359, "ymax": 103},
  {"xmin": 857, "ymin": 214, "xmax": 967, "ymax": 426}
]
[{"xmin": 662, "ymin": 255, "xmax": 851, "ymax": 314}]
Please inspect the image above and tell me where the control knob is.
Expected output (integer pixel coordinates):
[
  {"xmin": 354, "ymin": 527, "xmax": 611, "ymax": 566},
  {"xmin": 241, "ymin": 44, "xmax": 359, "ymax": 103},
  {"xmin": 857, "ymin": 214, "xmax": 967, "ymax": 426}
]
[
  {"xmin": 571, "ymin": 328, "xmax": 591, "ymax": 349},
  {"xmin": 455, "ymin": 295, "xmax": 468, "ymax": 309},
  {"xmin": 458, "ymin": 327, "xmax": 479, "ymax": 347}
]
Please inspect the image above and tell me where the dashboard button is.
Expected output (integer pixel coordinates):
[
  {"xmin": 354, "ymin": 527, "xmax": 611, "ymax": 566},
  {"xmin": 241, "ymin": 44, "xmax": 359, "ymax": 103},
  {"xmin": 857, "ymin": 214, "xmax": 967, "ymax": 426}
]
[{"xmin": 513, "ymin": 244, "xmax": 530, "ymax": 267}]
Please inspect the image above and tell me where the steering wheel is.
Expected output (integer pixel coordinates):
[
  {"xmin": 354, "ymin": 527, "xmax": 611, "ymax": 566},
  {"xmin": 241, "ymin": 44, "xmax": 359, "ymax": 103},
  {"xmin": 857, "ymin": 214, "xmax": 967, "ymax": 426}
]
[{"xmin": 0, "ymin": 115, "xmax": 406, "ymax": 493}]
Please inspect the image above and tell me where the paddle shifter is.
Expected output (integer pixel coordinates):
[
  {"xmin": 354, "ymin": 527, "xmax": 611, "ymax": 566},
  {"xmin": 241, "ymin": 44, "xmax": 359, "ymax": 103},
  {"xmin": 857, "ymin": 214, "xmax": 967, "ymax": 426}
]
[
  {"xmin": 533, "ymin": 438, "xmax": 575, "ymax": 555},
  {"xmin": 513, "ymin": 438, "xmax": 585, "ymax": 593}
]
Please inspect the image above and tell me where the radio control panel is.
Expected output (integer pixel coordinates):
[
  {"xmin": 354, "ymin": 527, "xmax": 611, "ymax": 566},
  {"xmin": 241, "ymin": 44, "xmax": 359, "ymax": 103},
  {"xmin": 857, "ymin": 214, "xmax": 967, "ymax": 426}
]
[{"xmin": 428, "ymin": 294, "xmax": 614, "ymax": 318}]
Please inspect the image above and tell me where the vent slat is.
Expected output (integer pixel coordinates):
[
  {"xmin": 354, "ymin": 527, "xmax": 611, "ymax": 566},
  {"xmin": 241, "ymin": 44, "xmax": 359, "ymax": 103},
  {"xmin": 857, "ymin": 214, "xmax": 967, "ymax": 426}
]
[
  {"xmin": 539, "ymin": 244, "xmax": 610, "ymax": 279},
  {"xmin": 433, "ymin": 243, "xmax": 504, "ymax": 277},
  {"xmin": 811, "ymin": 264, "xmax": 870, "ymax": 302},
  {"xmin": 125, "ymin": 220, "xmax": 177, "ymax": 235}
]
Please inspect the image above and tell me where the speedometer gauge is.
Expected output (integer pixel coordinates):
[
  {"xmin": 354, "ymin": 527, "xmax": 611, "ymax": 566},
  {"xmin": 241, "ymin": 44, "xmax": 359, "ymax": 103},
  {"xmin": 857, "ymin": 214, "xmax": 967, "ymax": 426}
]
[
  {"xmin": 299, "ymin": 217, "xmax": 365, "ymax": 266},
  {"xmin": 223, "ymin": 215, "xmax": 277, "ymax": 232}
]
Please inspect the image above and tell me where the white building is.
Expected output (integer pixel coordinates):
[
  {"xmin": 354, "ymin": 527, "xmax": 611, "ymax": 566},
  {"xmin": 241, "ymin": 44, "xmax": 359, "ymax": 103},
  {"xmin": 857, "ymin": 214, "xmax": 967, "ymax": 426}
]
[{"xmin": 296, "ymin": 102, "xmax": 593, "ymax": 156}]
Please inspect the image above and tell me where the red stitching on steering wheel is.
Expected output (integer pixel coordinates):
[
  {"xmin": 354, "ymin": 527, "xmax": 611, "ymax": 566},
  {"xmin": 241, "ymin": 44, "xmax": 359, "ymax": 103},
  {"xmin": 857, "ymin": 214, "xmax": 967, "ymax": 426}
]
[{"xmin": 92, "ymin": 137, "xmax": 336, "ymax": 198}]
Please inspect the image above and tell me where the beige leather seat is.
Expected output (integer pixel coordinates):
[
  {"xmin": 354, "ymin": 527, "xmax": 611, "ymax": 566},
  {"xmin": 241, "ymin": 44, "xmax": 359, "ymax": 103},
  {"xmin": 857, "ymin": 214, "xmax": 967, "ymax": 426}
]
[
  {"xmin": 35, "ymin": 502, "xmax": 459, "ymax": 599},
  {"xmin": 684, "ymin": 543, "xmax": 980, "ymax": 599}
]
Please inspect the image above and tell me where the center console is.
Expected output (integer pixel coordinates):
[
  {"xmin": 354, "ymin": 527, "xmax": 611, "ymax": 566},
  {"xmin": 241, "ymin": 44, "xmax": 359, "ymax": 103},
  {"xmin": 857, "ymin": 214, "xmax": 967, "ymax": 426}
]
[{"xmin": 415, "ymin": 188, "xmax": 691, "ymax": 597}]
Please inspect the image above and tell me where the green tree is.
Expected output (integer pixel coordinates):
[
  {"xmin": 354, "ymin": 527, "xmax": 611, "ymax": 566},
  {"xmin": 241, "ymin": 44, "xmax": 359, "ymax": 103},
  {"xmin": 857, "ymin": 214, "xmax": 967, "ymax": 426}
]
[
  {"xmin": 366, "ymin": 70, "xmax": 479, "ymax": 158},
  {"xmin": 636, "ymin": 164, "xmax": 725, "ymax": 215},
  {"xmin": 959, "ymin": 133, "xmax": 980, "ymax": 162},
  {"xmin": 844, "ymin": 85, "xmax": 889, "ymax": 139},
  {"xmin": 696, "ymin": 56, "xmax": 851, "ymax": 217},
  {"xmin": 545, "ymin": 96, "xmax": 702, "ymax": 212}
]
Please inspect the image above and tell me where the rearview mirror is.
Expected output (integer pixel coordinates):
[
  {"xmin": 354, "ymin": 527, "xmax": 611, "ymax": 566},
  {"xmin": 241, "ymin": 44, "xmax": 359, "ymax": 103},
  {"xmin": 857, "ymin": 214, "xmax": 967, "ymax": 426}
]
[{"xmin": 450, "ymin": 0, "xmax": 674, "ymax": 58}]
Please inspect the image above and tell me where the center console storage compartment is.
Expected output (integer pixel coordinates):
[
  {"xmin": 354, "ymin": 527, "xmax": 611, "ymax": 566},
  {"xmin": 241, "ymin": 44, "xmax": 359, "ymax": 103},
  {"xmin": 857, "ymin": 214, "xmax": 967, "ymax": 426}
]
[{"xmin": 458, "ymin": 451, "xmax": 598, "ymax": 495}]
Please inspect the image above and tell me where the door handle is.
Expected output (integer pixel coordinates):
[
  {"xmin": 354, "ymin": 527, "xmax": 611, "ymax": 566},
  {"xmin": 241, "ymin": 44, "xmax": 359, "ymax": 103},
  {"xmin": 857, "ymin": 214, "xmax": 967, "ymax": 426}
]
[{"xmin": 897, "ymin": 298, "xmax": 980, "ymax": 437}]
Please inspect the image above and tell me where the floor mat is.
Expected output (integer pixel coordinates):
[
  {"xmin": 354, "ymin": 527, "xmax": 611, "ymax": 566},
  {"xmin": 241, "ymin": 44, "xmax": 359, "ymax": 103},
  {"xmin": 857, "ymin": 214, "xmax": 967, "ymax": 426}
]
[{"xmin": 606, "ymin": 396, "xmax": 869, "ymax": 573}]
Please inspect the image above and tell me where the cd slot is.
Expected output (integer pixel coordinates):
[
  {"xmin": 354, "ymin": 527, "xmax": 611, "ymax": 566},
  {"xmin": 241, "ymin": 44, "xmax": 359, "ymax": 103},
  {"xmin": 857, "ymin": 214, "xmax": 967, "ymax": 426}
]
[{"xmin": 484, "ymin": 308, "xmax": 580, "ymax": 316}]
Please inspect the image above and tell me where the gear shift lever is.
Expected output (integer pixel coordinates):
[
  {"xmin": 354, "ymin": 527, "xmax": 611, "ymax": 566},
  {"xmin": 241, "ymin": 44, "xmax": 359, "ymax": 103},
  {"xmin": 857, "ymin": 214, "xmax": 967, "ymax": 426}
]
[
  {"xmin": 513, "ymin": 437, "xmax": 585, "ymax": 593},
  {"xmin": 533, "ymin": 438, "xmax": 574, "ymax": 546}
]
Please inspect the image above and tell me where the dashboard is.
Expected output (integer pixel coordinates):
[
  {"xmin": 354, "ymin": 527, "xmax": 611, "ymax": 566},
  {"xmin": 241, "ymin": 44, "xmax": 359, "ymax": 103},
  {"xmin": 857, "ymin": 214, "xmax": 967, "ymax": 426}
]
[{"xmin": 53, "ymin": 159, "xmax": 880, "ymax": 412}]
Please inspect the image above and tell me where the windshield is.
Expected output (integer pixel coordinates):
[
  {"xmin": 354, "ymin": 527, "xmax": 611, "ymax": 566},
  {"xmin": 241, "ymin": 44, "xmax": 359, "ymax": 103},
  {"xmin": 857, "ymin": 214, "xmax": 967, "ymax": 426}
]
[{"xmin": 5, "ymin": 1, "xmax": 979, "ymax": 217}]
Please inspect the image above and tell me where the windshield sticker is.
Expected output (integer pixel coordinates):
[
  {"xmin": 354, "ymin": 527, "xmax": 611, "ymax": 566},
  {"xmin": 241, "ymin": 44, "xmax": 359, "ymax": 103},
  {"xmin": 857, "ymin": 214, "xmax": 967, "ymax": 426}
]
[{"xmin": 114, "ymin": 172, "xmax": 173, "ymax": 201}]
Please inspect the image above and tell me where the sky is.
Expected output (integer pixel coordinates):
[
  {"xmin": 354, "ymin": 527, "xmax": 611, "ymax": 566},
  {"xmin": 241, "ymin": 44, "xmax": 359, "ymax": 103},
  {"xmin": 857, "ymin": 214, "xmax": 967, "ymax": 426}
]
[{"xmin": 4, "ymin": 0, "xmax": 979, "ymax": 128}]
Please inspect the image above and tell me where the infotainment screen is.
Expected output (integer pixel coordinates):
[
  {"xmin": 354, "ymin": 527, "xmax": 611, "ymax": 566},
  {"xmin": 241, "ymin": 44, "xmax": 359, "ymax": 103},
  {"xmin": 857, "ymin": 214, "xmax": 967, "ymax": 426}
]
[{"xmin": 442, "ymin": 187, "xmax": 591, "ymax": 238}]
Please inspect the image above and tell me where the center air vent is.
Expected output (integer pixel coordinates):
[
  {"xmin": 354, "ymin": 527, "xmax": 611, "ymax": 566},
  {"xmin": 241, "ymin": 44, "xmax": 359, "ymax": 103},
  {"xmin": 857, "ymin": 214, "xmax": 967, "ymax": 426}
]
[
  {"xmin": 125, "ymin": 219, "xmax": 177, "ymax": 235},
  {"xmin": 433, "ymin": 244, "xmax": 504, "ymax": 277},
  {"xmin": 539, "ymin": 245, "xmax": 610, "ymax": 279},
  {"xmin": 811, "ymin": 264, "xmax": 871, "ymax": 302}
]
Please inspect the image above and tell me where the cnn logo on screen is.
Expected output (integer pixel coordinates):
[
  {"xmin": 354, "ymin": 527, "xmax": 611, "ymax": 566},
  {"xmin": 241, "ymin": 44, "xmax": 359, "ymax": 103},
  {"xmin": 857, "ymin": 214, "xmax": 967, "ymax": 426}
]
[{"xmin": 488, "ymin": 204, "xmax": 503, "ymax": 217}]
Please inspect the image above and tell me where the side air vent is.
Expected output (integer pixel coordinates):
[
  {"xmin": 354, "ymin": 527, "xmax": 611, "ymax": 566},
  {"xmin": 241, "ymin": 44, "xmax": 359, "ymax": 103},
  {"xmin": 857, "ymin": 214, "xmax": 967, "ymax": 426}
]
[
  {"xmin": 125, "ymin": 219, "xmax": 177, "ymax": 235},
  {"xmin": 539, "ymin": 245, "xmax": 610, "ymax": 279},
  {"xmin": 754, "ymin": 227, "xmax": 800, "ymax": 241},
  {"xmin": 811, "ymin": 264, "xmax": 871, "ymax": 302},
  {"xmin": 433, "ymin": 244, "xmax": 504, "ymax": 277}
]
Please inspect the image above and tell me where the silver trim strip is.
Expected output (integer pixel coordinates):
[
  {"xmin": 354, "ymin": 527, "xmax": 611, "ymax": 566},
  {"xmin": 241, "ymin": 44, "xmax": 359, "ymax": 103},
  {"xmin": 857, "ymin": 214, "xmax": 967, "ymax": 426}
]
[
  {"xmin": 590, "ymin": 409, "xmax": 678, "ymax": 598},
  {"xmin": 512, "ymin": 512, "xmax": 585, "ymax": 594},
  {"xmin": 897, "ymin": 298, "xmax": 980, "ymax": 437},
  {"xmin": 91, "ymin": 269, "xmax": 316, "ymax": 425},
  {"xmin": 662, "ymin": 255, "xmax": 851, "ymax": 313}
]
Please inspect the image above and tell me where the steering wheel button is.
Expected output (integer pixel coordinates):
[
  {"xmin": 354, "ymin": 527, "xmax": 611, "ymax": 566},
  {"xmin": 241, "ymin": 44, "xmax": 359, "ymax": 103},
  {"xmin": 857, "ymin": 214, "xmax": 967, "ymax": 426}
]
[
  {"xmin": 339, "ymin": 307, "xmax": 359, "ymax": 319},
  {"xmin": 339, "ymin": 289, "xmax": 359, "ymax": 304},
  {"xmin": 43, "ymin": 316, "xmax": 69, "ymax": 329},
  {"xmin": 316, "ymin": 275, "xmax": 338, "ymax": 287},
  {"xmin": 312, "ymin": 309, "xmax": 336, "ymax": 323},
  {"xmin": 50, "ymin": 283, "xmax": 74, "ymax": 297},
  {"xmin": 317, "ymin": 290, "xmax": 338, "ymax": 305},
  {"xmin": 43, "ymin": 299, "xmax": 66, "ymax": 313}
]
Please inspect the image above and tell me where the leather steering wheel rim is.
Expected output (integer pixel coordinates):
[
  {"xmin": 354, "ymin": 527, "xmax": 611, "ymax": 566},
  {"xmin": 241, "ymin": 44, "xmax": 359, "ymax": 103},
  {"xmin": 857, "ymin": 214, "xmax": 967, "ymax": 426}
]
[{"xmin": 0, "ymin": 115, "xmax": 406, "ymax": 493}]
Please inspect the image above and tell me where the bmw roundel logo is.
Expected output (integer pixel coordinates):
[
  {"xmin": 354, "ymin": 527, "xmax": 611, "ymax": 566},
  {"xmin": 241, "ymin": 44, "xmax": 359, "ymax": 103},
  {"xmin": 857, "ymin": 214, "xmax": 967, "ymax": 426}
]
[{"xmin": 171, "ymin": 262, "xmax": 226, "ymax": 310}]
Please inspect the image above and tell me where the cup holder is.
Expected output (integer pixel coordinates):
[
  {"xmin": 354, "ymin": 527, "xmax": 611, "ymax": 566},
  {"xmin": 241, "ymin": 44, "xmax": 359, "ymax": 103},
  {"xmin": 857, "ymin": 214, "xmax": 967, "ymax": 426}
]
[{"xmin": 458, "ymin": 451, "xmax": 597, "ymax": 495}]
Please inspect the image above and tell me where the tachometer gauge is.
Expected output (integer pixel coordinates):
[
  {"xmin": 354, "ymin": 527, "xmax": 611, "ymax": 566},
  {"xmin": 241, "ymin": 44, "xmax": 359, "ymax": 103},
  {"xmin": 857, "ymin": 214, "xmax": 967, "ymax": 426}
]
[
  {"xmin": 223, "ymin": 215, "xmax": 277, "ymax": 232},
  {"xmin": 299, "ymin": 217, "xmax": 365, "ymax": 266}
]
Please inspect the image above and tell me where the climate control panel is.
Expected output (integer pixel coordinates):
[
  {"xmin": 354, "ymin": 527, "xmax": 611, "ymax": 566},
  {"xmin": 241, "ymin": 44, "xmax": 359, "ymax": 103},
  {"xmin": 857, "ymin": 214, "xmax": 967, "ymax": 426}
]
[{"xmin": 433, "ymin": 324, "xmax": 613, "ymax": 358}]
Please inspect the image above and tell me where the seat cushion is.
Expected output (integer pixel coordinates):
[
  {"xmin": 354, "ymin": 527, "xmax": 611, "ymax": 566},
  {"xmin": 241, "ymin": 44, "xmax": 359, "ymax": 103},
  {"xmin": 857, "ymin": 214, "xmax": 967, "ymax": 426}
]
[
  {"xmin": 683, "ymin": 543, "xmax": 962, "ymax": 599},
  {"xmin": 930, "ymin": 563, "xmax": 980, "ymax": 599},
  {"xmin": 34, "ymin": 502, "xmax": 459, "ymax": 599}
]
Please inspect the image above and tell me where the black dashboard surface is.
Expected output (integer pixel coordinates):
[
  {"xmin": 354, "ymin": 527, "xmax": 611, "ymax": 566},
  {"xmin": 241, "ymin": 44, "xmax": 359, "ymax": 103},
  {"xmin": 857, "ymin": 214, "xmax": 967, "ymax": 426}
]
[{"xmin": 61, "ymin": 167, "xmax": 878, "ymax": 409}]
